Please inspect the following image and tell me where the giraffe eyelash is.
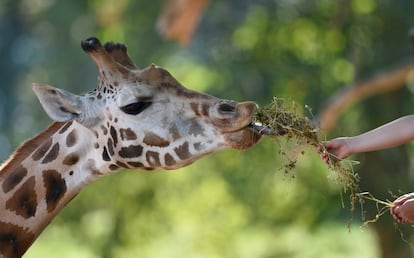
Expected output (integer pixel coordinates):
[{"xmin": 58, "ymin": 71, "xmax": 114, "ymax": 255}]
[{"xmin": 120, "ymin": 99, "xmax": 152, "ymax": 115}]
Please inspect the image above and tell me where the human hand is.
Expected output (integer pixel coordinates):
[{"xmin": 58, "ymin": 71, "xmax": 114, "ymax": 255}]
[
  {"xmin": 317, "ymin": 137, "xmax": 353, "ymax": 164},
  {"xmin": 391, "ymin": 193, "xmax": 414, "ymax": 223}
]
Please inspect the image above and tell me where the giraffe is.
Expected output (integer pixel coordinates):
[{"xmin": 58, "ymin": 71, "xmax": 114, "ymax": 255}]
[{"xmin": 0, "ymin": 37, "xmax": 264, "ymax": 258}]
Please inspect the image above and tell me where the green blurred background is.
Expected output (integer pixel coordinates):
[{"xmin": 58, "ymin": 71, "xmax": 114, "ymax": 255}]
[{"xmin": 1, "ymin": 0, "xmax": 414, "ymax": 257}]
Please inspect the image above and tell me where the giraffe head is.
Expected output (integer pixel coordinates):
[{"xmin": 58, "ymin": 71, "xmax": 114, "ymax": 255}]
[{"xmin": 32, "ymin": 37, "xmax": 262, "ymax": 171}]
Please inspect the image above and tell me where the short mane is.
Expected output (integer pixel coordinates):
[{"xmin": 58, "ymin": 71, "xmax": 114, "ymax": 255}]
[{"xmin": 0, "ymin": 122, "xmax": 65, "ymax": 175}]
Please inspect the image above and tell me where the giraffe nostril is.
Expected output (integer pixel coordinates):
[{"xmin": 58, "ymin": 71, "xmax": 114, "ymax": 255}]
[{"xmin": 218, "ymin": 102, "xmax": 236, "ymax": 114}]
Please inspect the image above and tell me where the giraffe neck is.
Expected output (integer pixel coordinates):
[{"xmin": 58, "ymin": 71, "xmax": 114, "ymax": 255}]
[{"xmin": 0, "ymin": 121, "xmax": 105, "ymax": 258}]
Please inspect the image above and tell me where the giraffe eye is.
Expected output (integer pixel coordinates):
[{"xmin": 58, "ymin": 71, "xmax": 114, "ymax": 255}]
[{"xmin": 121, "ymin": 101, "xmax": 152, "ymax": 115}]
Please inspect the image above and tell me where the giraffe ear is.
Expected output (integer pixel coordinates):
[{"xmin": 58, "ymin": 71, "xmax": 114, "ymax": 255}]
[{"xmin": 32, "ymin": 83, "xmax": 83, "ymax": 122}]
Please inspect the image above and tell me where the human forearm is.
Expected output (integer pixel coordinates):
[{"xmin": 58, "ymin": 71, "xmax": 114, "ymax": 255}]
[{"xmin": 347, "ymin": 115, "xmax": 414, "ymax": 154}]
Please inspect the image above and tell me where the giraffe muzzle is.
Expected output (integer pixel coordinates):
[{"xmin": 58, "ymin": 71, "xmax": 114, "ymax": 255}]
[{"xmin": 247, "ymin": 122, "xmax": 286, "ymax": 136}]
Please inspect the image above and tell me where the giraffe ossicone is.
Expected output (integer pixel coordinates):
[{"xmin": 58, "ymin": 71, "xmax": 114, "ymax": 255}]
[{"xmin": 0, "ymin": 37, "xmax": 263, "ymax": 257}]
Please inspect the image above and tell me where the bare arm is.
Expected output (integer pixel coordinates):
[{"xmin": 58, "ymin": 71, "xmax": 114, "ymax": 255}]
[
  {"xmin": 348, "ymin": 115, "xmax": 414, "ymax": 153},
  {"xmin": 320, "ymin": 115, "xmax": 414, "ymax": 161}
]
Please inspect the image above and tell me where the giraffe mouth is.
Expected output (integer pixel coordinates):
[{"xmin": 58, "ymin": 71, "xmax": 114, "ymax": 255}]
[
  {"xmin": 247, "ymin": 122, "xmax": 277, "ymax": 136},
  {"xmin": 247, "ymin": 122, "xmax": 288, "ymax": 136}
]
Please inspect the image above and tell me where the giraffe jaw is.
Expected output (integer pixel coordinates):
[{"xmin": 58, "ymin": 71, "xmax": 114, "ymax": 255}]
[{"xmin": 222, "ymin": 123, "xmax": 263, "ymax": 150}]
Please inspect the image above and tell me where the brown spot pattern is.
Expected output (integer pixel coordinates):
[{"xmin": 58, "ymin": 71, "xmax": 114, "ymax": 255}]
[
  {"xmin": 6, "ymin": 177, "xmax": 37, "ymax": 218},
  {"xmin": 2, "ymin": 165, "xmax": 28, "ymax": 193},
  {"xmin": 109, "ymin": 164, "xmax": 119, "ymax": 171},
  {"xmin": 66, "ymin": 129, "xmax": 78, "ymax": 147},
  {"xmin": 32, "ymin": 138, "xmax": 53, "ymax": 161},
  {"xmin": 110, "ymin": 126, "xmax": 118, "ymax": 146},
  {"xmin": 116, "ymin": 161, "xmax": 129, "ymax": 168},
  {"xmin": 190, "ymin": 103, "xmax": 200, "ymax": 116},
  {"xmin": 174, "ymin": 86, "xmax": 210, "ymax": 100},
  {"xmin": 169, "ymin": 124, "xmax": 181, "ymax": 140},
  {"xmin": 127, "ymin": 161, "xmax": 145, "ymax": 168},
  {"xmin": 164, "ymin": 153, "xmax": 176, "ymax": 166},
  {"xmin": 62, "ymin": 153, "xmax": 79, "ymax": 166},
  {"xmin": 0, "ymin": 221, "xmax": 35, "ymax": 258},
  {"xmin": 42, "ymin": 169, "xmax": 67, "ymax": 212},
  {"xmin": 146, "ymin": 151, "xmax": 161, "ymax": 167},
  {"xmin": 102, "ymin": 147, "xmax": 111, "ymax": 161},
  {"xmin": 174, "ymin": 142, "xmax": 191, "ymax": 160},
  {"xmin": 143, "ymin": 132, "xmax": 170, "ymax": 147},
  {"xmin": 189, "ymin": 122, "xmax": 205, "ymax": 136},
  {"xmin": 107, "ymin": 138, "xmax": 115, "ymax": 156},
  {"xmin": 194, "ymin": 142, "xmax": 202, "ymax": 151},
  {"xmin": 58, "ymin": 121, "xmax": 72, "ymax": 134},
  {"xmin": 41, "ymin": 143, "xmax": 60, "ymax": 164},
  {"xmin": 119, "ymin": 128, "xmax": 137, "ymax": 141},
  {"xmin": 118, "ymin": 145, "xmax": 143, "ymax": 158},
  {"xmin": 201, "ymin": 103, "xmax": 210, "ymax": 116},
  {"xmin": 100, "ymin": 125, "xmax": 108, "ymax": 135}
]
